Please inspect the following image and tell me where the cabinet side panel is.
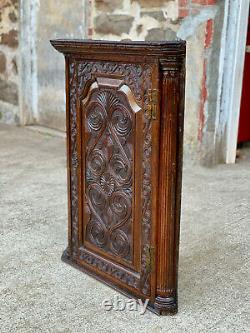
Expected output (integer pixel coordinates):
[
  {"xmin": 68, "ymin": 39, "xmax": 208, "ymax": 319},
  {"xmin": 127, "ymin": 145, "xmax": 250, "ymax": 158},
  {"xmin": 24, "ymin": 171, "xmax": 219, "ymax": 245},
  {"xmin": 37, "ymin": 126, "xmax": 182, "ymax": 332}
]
[
  {"xmin": 65, "ymin": 55, "xmax": 72, "ymax": 256},
  {"xmin": 63, "ymin": 56, "xmax": 72, "ymax": 257},
  {"xmin": 68, "ymin": 59, "xmax": 79, "ymax": 258}
]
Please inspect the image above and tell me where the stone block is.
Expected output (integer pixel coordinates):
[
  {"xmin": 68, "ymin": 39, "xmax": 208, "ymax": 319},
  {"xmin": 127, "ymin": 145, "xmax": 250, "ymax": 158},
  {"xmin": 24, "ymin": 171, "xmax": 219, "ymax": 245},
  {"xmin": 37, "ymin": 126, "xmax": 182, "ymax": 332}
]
[
  {"xmin": 141, "ymin": 10, "xmax": 165, "ymax": 22},
  {"xmin": 10, "ymin": 0, "xmax": 19, "ymax": 10},
  {"xmin": 12, "ymin": 56, "xmax": 18, "ymax": 74},
  {"xmin": 0, "ymin": 52, "xmax": 6, "ymax": 73},
  {"xmin": 145, "ymin": 27, "xmax": 176, "ymax": 41},
  {"xmin": 9, "ymin": 10, "xmax": 18, "ymax": 22},
  {"xmin": 0, "ymin": 29, "xmax": 18, "ymax": 48},
  {"xmin": 94, "ymin": 14, "xmax": 134, "ymax": 35},
  {"xmin": 0, "ymin": 79, "xmax": 18, "ymax": 105},
  {"xmin": 95, "ymin": 0, "xmax": 123, "ymax": 12},
  {"xmin": 133, "ymin": 0, "xmax": 169, "ymax": 8}
]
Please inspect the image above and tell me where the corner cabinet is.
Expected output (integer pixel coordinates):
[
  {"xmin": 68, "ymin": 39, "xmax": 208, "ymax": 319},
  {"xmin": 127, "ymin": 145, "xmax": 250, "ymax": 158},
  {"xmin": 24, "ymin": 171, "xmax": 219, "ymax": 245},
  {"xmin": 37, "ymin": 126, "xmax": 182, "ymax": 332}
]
[{"xmin": 51, "ymin": 40, "xmax": 186, "ymax": 315}]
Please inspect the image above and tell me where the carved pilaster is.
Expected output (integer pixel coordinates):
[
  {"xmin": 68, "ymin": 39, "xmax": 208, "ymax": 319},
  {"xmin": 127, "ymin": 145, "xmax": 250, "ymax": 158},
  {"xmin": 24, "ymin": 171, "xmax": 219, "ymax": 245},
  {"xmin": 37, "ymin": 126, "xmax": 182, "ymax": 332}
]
[{"xmin": 155, "ymin": 59, "xmax": 185, "ymax": 314}]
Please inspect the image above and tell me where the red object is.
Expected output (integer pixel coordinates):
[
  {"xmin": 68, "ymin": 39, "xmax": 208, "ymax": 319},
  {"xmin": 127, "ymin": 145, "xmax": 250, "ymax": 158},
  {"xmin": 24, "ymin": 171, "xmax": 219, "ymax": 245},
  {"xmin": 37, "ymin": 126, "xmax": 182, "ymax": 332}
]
[
  {"xmin": 204, "ymin": 19, "xmax": 214, "ymax": 49},
  {"xmin": 191, "ymin": 0, "xmax": 217, "ymax": 4},
  {"xmin": 238, "ymin": 17, "xmax": 250, "ymax": 143}
]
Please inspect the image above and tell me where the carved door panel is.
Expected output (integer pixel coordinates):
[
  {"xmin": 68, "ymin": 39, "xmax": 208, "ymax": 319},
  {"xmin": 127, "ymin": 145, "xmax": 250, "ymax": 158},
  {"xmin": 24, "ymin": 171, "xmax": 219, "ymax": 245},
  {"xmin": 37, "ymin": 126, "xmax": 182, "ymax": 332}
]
[
  {"xmin": 82, "ymin": 77, "xmax": 141, "ymax": 269},
  {"xmin": 72, "ymin": 61, "xmax": 159, "ymax": 299}
]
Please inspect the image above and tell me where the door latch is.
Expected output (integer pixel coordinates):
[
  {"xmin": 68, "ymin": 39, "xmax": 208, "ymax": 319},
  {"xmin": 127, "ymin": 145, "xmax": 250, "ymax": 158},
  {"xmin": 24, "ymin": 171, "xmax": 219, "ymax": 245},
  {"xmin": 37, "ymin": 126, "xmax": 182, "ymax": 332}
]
[
  {"xmin": 146, "ymin": 246, "xmax": 155, "ymax": 273},
  {"xmin": 146, "ymin": 89, "xmax": 159, "ymax": 120}
]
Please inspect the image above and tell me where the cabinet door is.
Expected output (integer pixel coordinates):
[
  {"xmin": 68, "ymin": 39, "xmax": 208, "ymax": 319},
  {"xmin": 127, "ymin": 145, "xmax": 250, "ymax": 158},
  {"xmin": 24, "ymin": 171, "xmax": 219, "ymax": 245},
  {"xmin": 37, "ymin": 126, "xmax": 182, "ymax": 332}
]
[{"xmin": 68, "ymin": 60, "xmax": 159, "ymax": 299}]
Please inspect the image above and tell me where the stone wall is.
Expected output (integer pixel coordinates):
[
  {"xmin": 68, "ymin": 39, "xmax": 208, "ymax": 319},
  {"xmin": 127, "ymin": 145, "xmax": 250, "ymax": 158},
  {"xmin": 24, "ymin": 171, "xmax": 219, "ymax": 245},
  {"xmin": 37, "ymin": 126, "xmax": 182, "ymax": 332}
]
[
  {"xmin": 0, "ymin": 0, "xmax": 19, "ymax": 123},
  {"xmin": 0, "ymin": 0, "xmax": 226, "ymax": 164},
  {"xmin": 0, "ymin": 0, "xmax": 87, "ymax": 130},
  {"xmin": 92, "ymin": 0, "xmax": 223, "ymax": 164},
  {"xmin": 36, "ymin": 0, "xmax": 86, "ymax": 131}
]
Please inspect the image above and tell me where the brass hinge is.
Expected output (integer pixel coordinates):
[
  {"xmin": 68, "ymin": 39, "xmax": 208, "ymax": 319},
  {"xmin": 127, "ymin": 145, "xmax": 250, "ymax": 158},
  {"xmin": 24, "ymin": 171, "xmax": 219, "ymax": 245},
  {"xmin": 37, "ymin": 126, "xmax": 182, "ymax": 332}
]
[
  {"xmin": 146, "ymin": 246, "xmax": 155, "ymax": 273},
  {"xmin": 146, "ymin": 89, "xmax": 159, "ymax": 120}
]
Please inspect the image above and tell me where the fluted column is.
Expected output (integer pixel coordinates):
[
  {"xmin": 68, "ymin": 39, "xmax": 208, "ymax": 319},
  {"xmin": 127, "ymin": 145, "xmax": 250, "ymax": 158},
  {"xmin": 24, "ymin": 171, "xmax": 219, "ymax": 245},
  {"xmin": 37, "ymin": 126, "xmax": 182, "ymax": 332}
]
[{"xmin": 155, "ymin": 58, "xmax": 185, "ymax": 315}]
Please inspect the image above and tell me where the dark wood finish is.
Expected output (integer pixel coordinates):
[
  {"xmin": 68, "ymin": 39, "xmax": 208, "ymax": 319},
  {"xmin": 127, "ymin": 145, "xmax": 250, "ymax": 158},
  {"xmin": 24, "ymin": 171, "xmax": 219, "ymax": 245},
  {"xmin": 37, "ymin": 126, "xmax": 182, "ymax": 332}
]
[{"xmin": 51, "ymin": 39, "xmax": 186, "ymax": 315}]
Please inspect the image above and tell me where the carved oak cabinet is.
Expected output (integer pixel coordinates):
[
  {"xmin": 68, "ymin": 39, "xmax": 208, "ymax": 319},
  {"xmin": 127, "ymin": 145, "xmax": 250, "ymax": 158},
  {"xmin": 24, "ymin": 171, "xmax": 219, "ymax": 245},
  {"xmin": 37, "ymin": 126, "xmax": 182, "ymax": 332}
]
[{"xmin": 51, "ymin": 40, "xmax": 186, "ymax": 315}]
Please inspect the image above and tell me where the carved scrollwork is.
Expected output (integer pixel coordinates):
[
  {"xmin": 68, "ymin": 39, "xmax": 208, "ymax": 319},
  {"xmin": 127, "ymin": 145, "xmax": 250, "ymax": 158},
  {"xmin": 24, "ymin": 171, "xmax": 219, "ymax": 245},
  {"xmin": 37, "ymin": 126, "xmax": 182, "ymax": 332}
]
[
  {"xmin": 86, "ymin": 104, "xmax": 105, "ymax": 132},
  {"xmin": 111, "ymin": 107, "xmax": 132, "ymax": 137},
  {"xmin": 110, "ymin": 154, "xmax": 131, "ymax": 184},
  {"xmin": 69, "ymin": 59, "xmax": 153, "ymax": 294},
  {"xmin": 84, "ymin": 88, "xmax": 133, "ymax": 262},
  {"xmin": 87, "ymin": 150, "xmax": 106, "ymax": 177},
  {"xmin": 88, "ymin": 184, "xmax": 107, "ymax": 212},
  {"xmin": 87, "ymin": 220, "xmax": 108, "ymax": 248},
  {"xmin": 109, "ymin": 191, "xmax": 131, "ymax": 224},
  {"xmin": 110, "ymin": 229, "xmax": 130, "ymax": 257}
]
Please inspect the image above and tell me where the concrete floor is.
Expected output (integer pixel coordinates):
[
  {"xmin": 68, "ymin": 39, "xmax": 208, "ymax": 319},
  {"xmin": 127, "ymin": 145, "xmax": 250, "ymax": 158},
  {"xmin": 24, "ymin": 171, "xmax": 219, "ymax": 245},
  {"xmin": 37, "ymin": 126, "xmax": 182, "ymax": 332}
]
[{"xmin": 0, "ymin": 124, "xmax": 249, "ymax": 333}]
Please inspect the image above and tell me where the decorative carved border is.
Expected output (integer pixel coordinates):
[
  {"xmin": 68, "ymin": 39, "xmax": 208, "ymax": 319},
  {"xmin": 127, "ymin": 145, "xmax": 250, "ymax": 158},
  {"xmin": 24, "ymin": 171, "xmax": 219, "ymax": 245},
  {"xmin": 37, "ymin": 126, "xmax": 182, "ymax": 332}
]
[
  {"xmin": 79, "ymin": 248, "xmax": 139, "ymax": 289},
  {"xmin": 68, "ymin": 60, "xmax": 153, "ymax": 295},
  {"xmin": 140, "ymin": 64, "xmax": 153, "ymax": 295},
  {"xmin": 69, "ymin": 61, "xmax": 79, "ymax": 258}
]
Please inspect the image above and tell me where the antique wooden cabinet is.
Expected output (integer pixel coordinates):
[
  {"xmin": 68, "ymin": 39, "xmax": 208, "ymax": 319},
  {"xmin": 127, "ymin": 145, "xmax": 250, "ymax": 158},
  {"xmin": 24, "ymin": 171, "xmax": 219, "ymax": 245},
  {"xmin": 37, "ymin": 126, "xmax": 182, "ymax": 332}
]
[{"xmin": 51, "ymin": 40, "xmax": 186, "ymax": 315}]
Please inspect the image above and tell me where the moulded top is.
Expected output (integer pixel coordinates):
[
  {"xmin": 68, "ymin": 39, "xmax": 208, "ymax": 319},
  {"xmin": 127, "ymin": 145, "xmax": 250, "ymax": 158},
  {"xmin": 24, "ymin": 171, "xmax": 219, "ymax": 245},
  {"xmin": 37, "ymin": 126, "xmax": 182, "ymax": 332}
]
[{"xmin": 50, "ymin": 39, "xmax": 186, "ymax": 57}]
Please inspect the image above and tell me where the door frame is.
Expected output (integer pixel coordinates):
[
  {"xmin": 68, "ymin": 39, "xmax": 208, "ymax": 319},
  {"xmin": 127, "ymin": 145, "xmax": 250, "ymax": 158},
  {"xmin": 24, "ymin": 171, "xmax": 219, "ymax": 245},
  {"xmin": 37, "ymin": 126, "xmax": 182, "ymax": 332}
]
[
  {"xmin": 219, "ymin": 0, "xmax": 250, "ymax": 163},
  {"xmin": 19, "ymin": 0, "xmax": 39, "ymax": 125},
  {"xmin": 19, "ymin": 0, "xmax": 90, "ymax": 126}
]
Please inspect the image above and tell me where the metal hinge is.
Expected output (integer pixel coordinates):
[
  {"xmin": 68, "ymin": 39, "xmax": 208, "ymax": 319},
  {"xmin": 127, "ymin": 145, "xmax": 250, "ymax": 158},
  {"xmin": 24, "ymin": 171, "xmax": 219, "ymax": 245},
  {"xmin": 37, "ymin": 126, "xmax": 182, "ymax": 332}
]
[
  {"xmin": 146, "ymin": 246, "xmax": 155, "ymax": 273},
  {"xmin": 146, "ymin": 89, "xmax": 159, "ymax": 120}
]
